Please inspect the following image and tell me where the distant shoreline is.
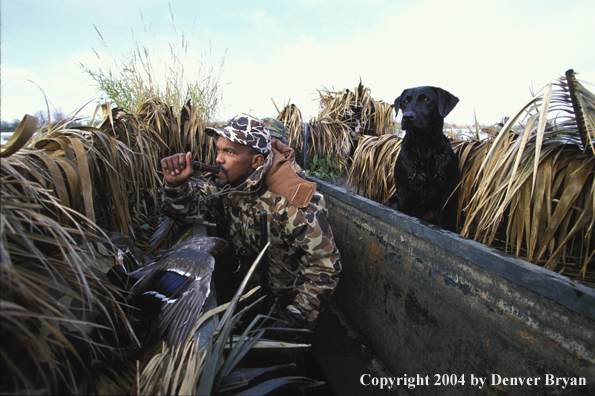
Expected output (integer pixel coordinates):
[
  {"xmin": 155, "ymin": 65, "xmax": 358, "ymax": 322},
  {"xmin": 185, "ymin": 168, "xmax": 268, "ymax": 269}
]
[{"xmin": 1, "ymin": 132, "xmax": 14, "ymax": 145}]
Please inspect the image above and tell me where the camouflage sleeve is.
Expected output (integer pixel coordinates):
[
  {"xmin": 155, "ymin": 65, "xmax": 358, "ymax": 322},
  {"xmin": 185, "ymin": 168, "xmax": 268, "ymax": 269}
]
[
  {"xmin": 161, "ymin": 178, "xmax": 222, "ymax": 224},
  {"xmin": 288, "ymin": 193, "xmax": 341, "ymax": 323}
]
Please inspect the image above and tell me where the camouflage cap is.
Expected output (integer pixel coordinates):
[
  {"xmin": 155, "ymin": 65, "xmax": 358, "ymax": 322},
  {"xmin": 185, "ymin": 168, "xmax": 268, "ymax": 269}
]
[
  {"xmin": 261, "ymin": 118, "xmax": 286, "ymax": 139},
  {"xmin": 205, "ymin": 114, "xmax": 271, "ymax": 154}
]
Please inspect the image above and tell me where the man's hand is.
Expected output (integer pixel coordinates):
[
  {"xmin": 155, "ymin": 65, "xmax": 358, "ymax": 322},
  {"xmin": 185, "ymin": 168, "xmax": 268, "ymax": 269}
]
[{"xmin": 161, "ymin": 152, "xmax": 194, "ymax": 187}]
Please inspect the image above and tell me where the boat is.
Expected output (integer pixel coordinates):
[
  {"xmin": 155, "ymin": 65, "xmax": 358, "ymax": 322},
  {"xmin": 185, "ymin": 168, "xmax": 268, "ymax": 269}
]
[{"xmin": 308, "ymin": 176, "xmax": 595, "ymax": 396}]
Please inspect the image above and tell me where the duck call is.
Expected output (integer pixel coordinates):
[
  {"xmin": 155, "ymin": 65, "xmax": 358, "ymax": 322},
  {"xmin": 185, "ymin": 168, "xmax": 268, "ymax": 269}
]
[{"xmin": 193, "ymin": 161, "xmax": 220, "ymax": 174}]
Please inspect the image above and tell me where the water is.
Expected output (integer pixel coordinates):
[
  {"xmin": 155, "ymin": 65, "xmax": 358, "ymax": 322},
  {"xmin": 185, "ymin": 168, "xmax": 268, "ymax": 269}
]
[{"xmin": 1, "ymin": 132, "xmax": 14, "ymax": 145}]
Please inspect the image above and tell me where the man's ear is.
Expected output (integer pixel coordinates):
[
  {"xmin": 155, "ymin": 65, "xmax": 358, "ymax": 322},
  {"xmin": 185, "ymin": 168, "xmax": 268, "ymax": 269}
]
[{"xmin": 251, "ymin": 153, "xmax": 265, "ymax": 169}]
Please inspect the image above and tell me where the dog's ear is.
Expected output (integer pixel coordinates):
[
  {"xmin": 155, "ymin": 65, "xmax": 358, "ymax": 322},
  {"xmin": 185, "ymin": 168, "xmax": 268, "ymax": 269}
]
[
  {"xmin": 394, "ymin": 89, "xmax": 407, "ymax": 115},
  {"xmin": 436, "ymin": 88, "xmax": 459, "ymax": 118},
  {"xmin": 393, "ymin": 96, "xmax": 401, "ymax": 115}
]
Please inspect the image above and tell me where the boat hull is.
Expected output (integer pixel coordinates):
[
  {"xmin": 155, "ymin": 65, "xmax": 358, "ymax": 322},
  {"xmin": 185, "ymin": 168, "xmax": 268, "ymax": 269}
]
[{"xmin": 314, "ymin": 178, "xmax": 595, "ymax": 395}]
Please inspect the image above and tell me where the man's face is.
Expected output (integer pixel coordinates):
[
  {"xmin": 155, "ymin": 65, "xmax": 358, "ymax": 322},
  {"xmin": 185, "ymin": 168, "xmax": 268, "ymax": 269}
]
[{"xmin": 215, "ymin": 136, "xmax": 263, "ymax": 187}]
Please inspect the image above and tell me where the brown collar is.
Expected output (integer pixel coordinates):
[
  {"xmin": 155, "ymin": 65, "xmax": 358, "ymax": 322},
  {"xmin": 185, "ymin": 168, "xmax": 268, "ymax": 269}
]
[{"xmin": 265, "ymin": 140, "xmax": 316, "ymax": 208}]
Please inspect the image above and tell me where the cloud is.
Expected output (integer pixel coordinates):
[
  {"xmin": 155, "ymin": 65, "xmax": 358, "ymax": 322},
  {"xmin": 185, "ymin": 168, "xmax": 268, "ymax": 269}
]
[
  {"xmin": 1, "ymin": 55, "xmax": 101, "ymax": 122},
  {"xmin": 2, "ymin": 0, "xmax": 593, "ymax": 127},
  {"xmin": 1, "ymin": 66, "xmax": 52, "ymax": 122},
  {"xmin": 217, "ymin": 0, "xmax": 595, "ymax": 125}
]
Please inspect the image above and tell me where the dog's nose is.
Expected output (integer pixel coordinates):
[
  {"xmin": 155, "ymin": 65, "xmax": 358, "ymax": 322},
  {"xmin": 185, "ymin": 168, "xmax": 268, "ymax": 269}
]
[{"xmin": 403, "ymin": 111, "xmax": 416, "ymax": 122}]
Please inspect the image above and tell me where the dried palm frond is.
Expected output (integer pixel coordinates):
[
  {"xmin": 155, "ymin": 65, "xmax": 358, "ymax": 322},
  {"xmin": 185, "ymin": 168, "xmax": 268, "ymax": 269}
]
[
  {"xmin": 1, "ymin": 148, "xmax": 134, "ymax": 394},
  {"xmin": 33, "ymin": 120, "xmax": 143, "ymax": 238},
  {"xmin": 461, "ymin": 70, "xmax": 594, "ymax": 283},
  {"xmin": 451, "ymin": 136, "xmax": 492, "ymax": 231},
  {"xmin": 7, "ymin": 97, "xmax": 218, "ymax": 247},
  {"xmin": 374, "ymin": 99, "xmax": 398, "ymax": 135},
  {"xmin": 3, "ymin": 94, "xmax": 325, "ymax": 394},
  {"xmin": 29, "ymin": 100, "xmax": 213, "ymax": 243},
  {"xmin": 275, "ymin": 83, "xmax": 395, "ymax": 179},
  {"xmin": 317, "ymin": 80, "xmax": 395, "ymax": 137},
  {"xmin": 304, "ymin": 117, "xmax": 352, "ymax": 175},
  {"xmin": 136, "ymin": 98, "xmax": 214, "ymax": 164},
  {"xmin": 0, "ymin": 114, "xmax": 39, "ymax": 158},
  {"xmin": 348, "ymin": 134, "xmax": 402, "ymax": 203},
  {"xmin": 276, "ymin": 102, "xmax": 349, "ymax": 175},
  {"xmin": 276, "ymin": 103, "xmax": 303, "ymax": 156},
  {"xmin": 277, "ymin": 106, "xmax": 353, "ymax": 176}
]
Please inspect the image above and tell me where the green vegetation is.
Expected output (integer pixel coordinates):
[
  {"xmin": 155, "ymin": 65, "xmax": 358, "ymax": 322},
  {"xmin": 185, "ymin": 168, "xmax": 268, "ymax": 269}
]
[
  {"xmin": 308, "ymin": 153, "xmax": 340, "ymax": 180},
  {"xmin": 81, "ymin": 10, "xmax": 225, "ymax": 121}
]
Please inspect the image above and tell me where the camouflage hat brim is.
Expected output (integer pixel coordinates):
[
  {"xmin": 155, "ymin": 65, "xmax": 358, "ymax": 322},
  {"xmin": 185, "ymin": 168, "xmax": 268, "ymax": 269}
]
[{"xmin": 205, "ymin": 114, "xmax": 271, "ymax": 154}]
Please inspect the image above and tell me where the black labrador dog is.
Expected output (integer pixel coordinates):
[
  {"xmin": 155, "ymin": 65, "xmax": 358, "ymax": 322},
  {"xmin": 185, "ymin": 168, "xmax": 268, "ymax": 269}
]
[{"xmin": 385, "ymin": 86, "xmax": 459, "ymax": 231}]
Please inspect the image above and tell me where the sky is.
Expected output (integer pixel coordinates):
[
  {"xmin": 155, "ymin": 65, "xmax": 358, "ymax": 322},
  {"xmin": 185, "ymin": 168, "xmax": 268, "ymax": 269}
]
[{"xmin": 1, "ymin": 0, "xmax": 594, "ymax": 127}]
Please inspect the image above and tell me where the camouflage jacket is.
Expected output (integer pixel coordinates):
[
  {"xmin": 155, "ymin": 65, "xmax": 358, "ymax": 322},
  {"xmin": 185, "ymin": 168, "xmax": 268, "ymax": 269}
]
[{"xmin": 162, "ymin": 141, "xmax": 341, "ymax": 323}]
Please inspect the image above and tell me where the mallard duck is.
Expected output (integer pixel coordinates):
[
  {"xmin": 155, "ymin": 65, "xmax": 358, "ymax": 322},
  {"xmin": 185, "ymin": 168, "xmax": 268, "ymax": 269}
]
[{"xmin": 126, "ymin": 236, "xmax": 236, "ymax": 349}]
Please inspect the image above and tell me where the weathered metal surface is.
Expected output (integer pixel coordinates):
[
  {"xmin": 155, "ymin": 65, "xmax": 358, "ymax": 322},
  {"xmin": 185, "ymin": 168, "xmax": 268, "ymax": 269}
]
[{"xmin": 313, "ymin": 178, "xmax": 595, "ymax": 396}]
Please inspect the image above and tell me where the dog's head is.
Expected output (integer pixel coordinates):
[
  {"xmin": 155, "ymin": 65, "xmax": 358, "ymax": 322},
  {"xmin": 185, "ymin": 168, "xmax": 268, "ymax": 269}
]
[{"xmin": 394, "ymin": 86, "xmax": 459, "ymax": 133}]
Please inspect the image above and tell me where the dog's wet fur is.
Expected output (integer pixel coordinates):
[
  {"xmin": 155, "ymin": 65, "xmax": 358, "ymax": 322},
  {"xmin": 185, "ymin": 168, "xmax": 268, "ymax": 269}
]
[{"xmin": 385, "ymin": 86, "xmax": 459, "ymax": 231}]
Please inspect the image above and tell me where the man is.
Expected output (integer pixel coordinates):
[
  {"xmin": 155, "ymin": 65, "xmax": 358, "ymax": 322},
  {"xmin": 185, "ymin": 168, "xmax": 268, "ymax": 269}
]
[{"xmin": 160, "ymin": 114, "xmax": 341, "ymax": 328}]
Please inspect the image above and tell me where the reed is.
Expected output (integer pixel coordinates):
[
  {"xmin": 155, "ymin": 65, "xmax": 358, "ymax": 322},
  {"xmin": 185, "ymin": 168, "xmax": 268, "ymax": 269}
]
[
  {"xmin": 347, "ymin": 70, "xmax": 594, "ymax": 285},
  {"xmin": 81, "ymin": 7, "xmax": 224, "ymax": 121}
]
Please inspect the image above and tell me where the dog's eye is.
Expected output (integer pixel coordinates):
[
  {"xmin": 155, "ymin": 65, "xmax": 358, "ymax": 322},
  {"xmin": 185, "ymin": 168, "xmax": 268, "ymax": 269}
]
[
  {"xmin": 403, "ymin": 99, "xmax": 410, "ymax": 104},
  {"xmin": 423, "ymin": 97, "xmax": 430, "ymax": 102}
]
